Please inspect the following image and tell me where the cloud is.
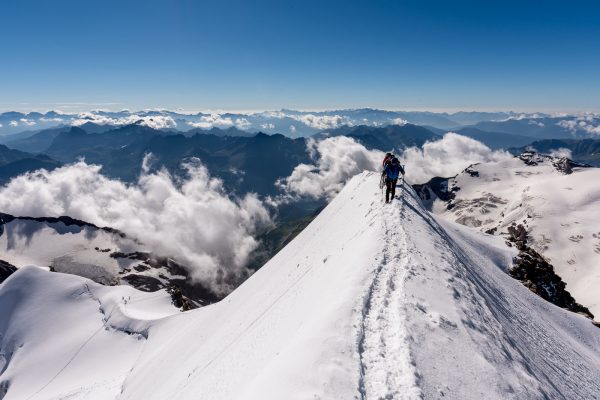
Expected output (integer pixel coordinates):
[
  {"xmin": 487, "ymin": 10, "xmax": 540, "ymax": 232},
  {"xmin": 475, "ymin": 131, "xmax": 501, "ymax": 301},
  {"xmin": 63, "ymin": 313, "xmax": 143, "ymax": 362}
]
[
  {"xmin": 134, "ymin": 116, "xmax": 177, "ymax": 129},
  {"xmin": 399, "ymin": 132, "xmax": 512, "ymax": 184},
  {"xmin": 277, "ymin": 136, "xmax": 383, "ymax": 200},
  {"xmin": 9, "ymin": 121, "xmax": 18, "ymax": 127},
  {"xmin": 0, "ymin": 158, "xmax": 271, "ymax": 294},
  {"xmin": 258, "ymin": 111, "xmax": 286, "ymax": 119},
  {"xmin": 547, "ymin": 148, "xmax": 573, "ymax": 159},
  {"xmin": 557, "ymin": 116, "xmax": 600, "ymax": 136},
  {"xmin": 187, "ymin": 114, "xmax": 250, "ymax": 130},
  {"xmin": 234, "ymin": 117, "xmax": 251, "ymax": 129},
  {"xmin": 70, "ymin": 112, "xmax": 115, "ymax": 126},
  {"xmin": 71, "ymin": 112, "xmax": 177, "ymax": 129},
  {"xmin": 503, "ymin": 113, "xmax": 547, "ymax": 121},
  {"xmin": 261, "ymin": 123, "xmax": 275, "ymax": 130},
  {"xmin": 558, "ymin": 120, "xmax": 577, "ymax": 131},
  {"xmin": 19, "ymin": 118, "xmax": 36, "ymax": 126},
  {"xmin": 289, "ymin": 114, "xmax": 353, "ymax": 130},
  {"xmin": 390, "ymin": 118, "xmax": 408, "ymax": 125},
  {"xmin": 277, "ymin": 134, "xmax": 507, "ymax": 201},
  {"xmin": 40, "ymin": 117, "xmax": 65, "ymax": 123}
]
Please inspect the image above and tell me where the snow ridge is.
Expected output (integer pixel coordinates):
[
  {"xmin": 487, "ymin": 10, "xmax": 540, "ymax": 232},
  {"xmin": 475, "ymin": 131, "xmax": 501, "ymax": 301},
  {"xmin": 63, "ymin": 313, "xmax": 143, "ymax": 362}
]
[
  {"xmin": 399, "ymin": 190, "xmax": 600, "ymax": 399},
  {"xmin": 357, "ymin": 186, "xmax": 421, "ymax": 400},
  {"xmin": 2, "ymin": 172, "xmax": 600, "ymax": 400}
]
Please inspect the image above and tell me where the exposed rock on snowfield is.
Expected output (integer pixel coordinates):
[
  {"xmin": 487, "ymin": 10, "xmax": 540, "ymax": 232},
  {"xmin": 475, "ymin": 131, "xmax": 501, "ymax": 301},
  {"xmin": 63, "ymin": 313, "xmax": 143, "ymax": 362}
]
[
  {"xmin": 0, "ymin": 260, "xmax": 16, "ymax": 284},
  {"xmin": 412, "ymin": 176, "xmax": 459, "ymax": 204},
  {"xmin": 1, "ymin": 172, "xmax": 599, "ymax": 399},
  {"xmin": 0, "ymin": 213, "xmax": 217, "ymax": 308},
  {"xmin": 517, "ymin": 150, "xmax": 590, "ymax": 173},
  {"xmin": 416, "ymin": 152, "xmax": 600, "ymax": 317},
  {"xmin": 506, "ymin": 223, "xmax": 593, "ymax": 319}
]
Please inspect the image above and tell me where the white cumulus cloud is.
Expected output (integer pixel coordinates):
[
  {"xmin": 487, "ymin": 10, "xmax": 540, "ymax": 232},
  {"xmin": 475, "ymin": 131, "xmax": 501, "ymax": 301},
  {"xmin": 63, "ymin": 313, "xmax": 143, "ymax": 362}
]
[
  {"xmin": 399, "ymin": 132, "xmax": 512, "ymax": 184},
  {"xmin": 390, "ymin": 118, "xmax": 408, "ymax": 125},
  {"xmin": 19, "ymin": 118, "xmax": 36, "ymax": 126},
  {"xmin": 71, "ymin": 112, "xmax": 177, "ymax": 130},
  {"xmin": 557, "ymin": 116, "xmax": 600, "ymax": 136},
  {"xmin": 187, "ymin": 114, "xmax": 250, "ymax": 130},
  {"xmin": 0, "ymin": 158, "xmax": 271, "ymax": 294},
  {"xmin": 70, "ymin": 112, "xmax": 115, "ymax": 126},
  {"xmin": 276, "ymin": 133, "xmax": 509, "ymax": 200},
  {"xmin": 547, "ymin": 148, "xmax": 573, "ymax": 159},
  {"xmin": 234, "ymin": 118, "xmax": 251, "ymax": 129},
  {"xmin": 258, "ymin": 110, "xmax": 286, "ymax": 119},
  {"xmin": 290, "ymin": 114, "xmax": 353, "ymax": 130},
  {"xmin": 134, "ymin": 115, "xmax": 177, "ymax": 129},
  {"xmin": 277, "ymin": 136, "xmax": 383, "ymax": 200}
]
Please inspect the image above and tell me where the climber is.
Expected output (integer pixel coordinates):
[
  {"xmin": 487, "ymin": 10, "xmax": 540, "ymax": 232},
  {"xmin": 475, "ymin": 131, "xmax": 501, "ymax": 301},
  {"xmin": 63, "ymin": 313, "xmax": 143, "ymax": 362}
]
[{"xmin": 382, "ymin": 157, "xmax": 405, "ymax": 203}]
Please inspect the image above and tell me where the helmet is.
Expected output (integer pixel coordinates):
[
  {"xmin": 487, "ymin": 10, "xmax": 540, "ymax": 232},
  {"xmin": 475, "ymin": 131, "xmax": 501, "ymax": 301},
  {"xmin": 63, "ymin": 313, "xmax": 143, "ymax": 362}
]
[{"xmin": 391, "ymin": 157, "xmax": 399, "ymax": 165}]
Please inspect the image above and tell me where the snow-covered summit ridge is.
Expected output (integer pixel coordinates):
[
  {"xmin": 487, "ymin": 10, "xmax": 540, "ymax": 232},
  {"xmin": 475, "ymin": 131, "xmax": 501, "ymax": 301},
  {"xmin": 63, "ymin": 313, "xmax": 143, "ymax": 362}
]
[{"xmin": 1, "ymin": 172, "xmax": 600, "ymax": 399}]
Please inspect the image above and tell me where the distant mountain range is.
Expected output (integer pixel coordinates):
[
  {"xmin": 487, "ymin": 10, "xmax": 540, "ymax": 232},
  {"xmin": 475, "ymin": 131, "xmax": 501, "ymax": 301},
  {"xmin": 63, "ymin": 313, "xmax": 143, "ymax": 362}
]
[
  {"xmin": 3, "ymin": 117, "xmax": 600, "ymax": 192},
  {"xmin": 0, "ymin": 108, "xmax": 555, "ymax": 137},
  {"xmin": 0, "ymin": 123, "xmax": 451, "ymax": 194},
  {"xmin": 511, "ymin": 138, "xmax": 600, "ymax": 166},
  {"xmin": 472, "ymin": 117, "xmax": 573, "ymax": 139},
  {"xmin": 0, "ymin": 144, "xmax": 61, "ymax": 184},
  {"xmin": 424, "ymin": 126, "xmax": 538, "ymax": 150},
  {"xmin": 41, "ymin": 126, "xmax": 312, "ymax": 195},
  {"xmin": 315, "ymin": 123, "xmax": 440, "ymax": 149}
]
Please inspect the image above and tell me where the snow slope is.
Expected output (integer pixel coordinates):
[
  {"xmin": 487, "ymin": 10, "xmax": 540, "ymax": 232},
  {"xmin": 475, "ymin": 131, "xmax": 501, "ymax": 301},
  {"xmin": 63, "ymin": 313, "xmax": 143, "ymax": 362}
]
[
  {"xmin": 420, "ymin": 153, "xmax": 600, "ymax": 316},
  {"xmin": 0, "ymin": 267, "xmax": 179, "ymax": 399},
  {"xmin": 1, "ymin": 172, "xmax": 600, "ymax": 399}
]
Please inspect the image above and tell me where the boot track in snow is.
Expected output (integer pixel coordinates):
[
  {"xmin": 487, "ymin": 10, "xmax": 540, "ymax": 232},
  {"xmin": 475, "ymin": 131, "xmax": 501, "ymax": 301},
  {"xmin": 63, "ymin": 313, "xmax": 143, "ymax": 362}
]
[{"xmin": 357, "ymin": 190, "xmax": 422, "ymax": 400}]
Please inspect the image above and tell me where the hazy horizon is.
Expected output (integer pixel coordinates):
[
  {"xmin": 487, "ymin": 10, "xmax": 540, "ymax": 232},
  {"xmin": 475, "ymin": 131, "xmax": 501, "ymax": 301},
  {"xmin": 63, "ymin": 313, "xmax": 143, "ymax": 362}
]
[{"xmin": 1, "ymin": 106, "xmax": 597, "ymax": 116}]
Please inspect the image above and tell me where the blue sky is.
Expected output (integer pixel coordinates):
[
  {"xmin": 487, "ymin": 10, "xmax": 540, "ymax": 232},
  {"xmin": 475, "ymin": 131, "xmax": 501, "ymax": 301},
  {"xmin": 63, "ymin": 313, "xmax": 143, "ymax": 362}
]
[{"xmin": 1, "ymin": 0, "xmax": 599, "ymax": 112}]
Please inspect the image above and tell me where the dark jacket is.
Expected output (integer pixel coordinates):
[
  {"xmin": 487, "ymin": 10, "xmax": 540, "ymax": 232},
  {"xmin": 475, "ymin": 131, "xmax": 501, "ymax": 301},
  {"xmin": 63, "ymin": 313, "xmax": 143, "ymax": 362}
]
[{"xmin": 383, "ymin": 163, "xmax": 404, "ymax": 180}]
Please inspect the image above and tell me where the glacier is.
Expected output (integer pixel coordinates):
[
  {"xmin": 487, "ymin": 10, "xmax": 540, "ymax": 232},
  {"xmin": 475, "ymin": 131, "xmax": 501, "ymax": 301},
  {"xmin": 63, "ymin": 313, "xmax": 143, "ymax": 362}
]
[{"xmin": 422, "ymin": 152, "xmax": 600, "ymax": 317}]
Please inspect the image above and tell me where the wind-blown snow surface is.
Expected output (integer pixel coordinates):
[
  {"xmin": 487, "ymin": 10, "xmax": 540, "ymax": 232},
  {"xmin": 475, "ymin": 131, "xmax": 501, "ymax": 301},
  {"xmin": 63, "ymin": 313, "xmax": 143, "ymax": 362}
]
[
  {"xmin": 1, "ymin": 173, "xmax": 600, "ymax": 399},
  {"xmin": 0, "ymin": 268, "xmax": 179, "ymax": 399}
]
